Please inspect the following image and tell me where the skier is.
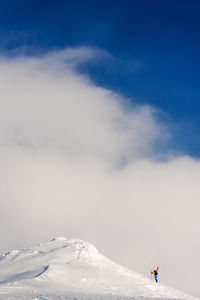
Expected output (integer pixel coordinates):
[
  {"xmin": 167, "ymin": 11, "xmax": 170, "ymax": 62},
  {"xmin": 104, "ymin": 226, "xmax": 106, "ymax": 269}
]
[{"xmin": 151, "ymin": 267, "xmax": 159, "ymax": 282}]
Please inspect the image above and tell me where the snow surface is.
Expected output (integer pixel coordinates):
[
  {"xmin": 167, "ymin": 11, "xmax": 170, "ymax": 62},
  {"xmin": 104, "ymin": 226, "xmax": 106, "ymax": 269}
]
[{"xmin": 0, "ymin": 237, "xmax": 198, "ymax": 300}]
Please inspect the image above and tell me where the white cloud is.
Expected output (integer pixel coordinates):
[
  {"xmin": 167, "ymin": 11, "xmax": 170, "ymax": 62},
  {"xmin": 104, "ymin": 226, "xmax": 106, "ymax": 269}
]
[{"xmin": 0, "ymin": 48, "xmax": 199, "ymax": 297}]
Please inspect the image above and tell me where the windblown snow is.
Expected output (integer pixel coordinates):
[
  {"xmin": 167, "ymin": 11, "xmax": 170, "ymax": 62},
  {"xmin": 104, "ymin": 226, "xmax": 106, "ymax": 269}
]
[{"xmin": 0, "ymin": 237, "xmax": 198, "ymax": 300}]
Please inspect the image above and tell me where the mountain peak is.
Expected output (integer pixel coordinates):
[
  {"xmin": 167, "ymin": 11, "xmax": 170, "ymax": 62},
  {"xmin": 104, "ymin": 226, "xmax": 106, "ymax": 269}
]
[
  {"xmin": 50, "ymin": 236, "xmax": 67, "ymax": 242},
  {"xmin": 0, "ymin": 237, "xmax": 198, "ymax": 300}
]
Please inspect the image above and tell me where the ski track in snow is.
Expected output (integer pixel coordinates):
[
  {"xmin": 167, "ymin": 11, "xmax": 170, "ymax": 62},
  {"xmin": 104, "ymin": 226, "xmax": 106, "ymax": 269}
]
[{"xmin": 0, "ymin": 237, "xmax": 198, "ymax": 300}]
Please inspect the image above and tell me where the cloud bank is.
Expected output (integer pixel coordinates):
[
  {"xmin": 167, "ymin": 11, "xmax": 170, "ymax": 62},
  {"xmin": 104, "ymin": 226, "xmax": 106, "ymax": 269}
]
[{"xmin": 0, "ymin": 47, "xmax": 199, "ymax": 297}]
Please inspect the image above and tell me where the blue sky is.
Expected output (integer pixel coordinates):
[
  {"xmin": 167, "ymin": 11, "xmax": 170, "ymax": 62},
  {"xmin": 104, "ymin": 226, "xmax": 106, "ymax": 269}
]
[{"xmin": 1, "ymin": 0, "xmax": 200, "ymax": 156}]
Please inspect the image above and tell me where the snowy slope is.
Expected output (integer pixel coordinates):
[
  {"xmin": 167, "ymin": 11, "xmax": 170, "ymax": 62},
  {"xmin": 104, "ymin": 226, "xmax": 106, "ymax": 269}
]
[{"xmin": 0, "ymin": 237, "xmax": 198, "ymax": 300}]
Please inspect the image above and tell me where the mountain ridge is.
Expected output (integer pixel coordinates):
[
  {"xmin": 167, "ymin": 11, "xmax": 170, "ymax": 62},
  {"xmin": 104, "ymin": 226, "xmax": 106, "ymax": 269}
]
[{"xmin": 0, "ymin": 237, "xmax": 198, "ymax": 300}]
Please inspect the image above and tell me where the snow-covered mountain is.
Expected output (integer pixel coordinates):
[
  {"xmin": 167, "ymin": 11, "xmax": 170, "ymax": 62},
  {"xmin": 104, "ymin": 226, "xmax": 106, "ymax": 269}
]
[{"xmin": 0, "ymin": 237, "xmax": 198, "ymax": 300}]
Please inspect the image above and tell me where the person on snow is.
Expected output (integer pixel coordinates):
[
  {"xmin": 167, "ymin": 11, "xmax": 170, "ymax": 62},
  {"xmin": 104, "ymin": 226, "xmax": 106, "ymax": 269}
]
[{"xmin": 151, "ymin": 267, "xmax": 159, "ymax": 282}]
